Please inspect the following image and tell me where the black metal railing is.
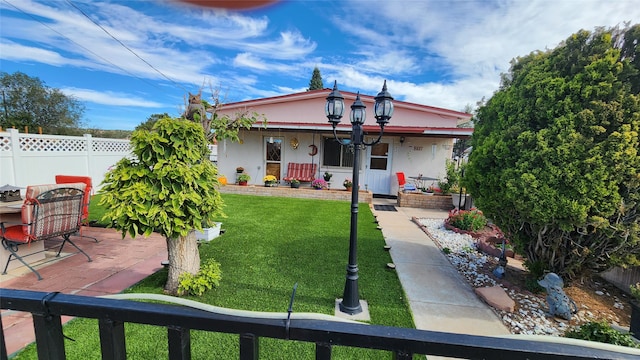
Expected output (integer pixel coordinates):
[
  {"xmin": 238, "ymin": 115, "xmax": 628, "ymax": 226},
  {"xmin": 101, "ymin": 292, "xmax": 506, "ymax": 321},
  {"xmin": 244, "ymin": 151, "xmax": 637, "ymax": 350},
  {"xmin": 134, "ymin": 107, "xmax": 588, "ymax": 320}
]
[{"xmin": 1, "ymin": 289, "xmax": 637, "ymax": 360}]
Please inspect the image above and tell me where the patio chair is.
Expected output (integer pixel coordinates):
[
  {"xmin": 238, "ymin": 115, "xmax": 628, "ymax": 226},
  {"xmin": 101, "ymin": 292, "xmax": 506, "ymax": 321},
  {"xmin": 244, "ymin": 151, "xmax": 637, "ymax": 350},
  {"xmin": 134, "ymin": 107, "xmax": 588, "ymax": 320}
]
[
  {"xmin": 1, "ymin": 183, "xmax": 92, "ymax": 280},
  {"xmin": 396, "ymin": 172, "xmax": 417, "ymax": 192},
  {"xmin": 283, "ymin": 163, "xmax": 317, "ymax": 183},
  {"xmin": 55, "ymin": 175, "xmax": 98, "ymax": 242}
]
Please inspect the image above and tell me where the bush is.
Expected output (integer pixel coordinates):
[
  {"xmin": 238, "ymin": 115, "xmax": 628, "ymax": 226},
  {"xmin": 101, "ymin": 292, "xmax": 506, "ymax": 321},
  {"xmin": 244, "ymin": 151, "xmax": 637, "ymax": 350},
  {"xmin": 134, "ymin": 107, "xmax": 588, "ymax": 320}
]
[
  {"xmin": 523, "ymin": 259, "xmax": 546, "ymax": 293},
  {"xmin": 564, "ymin": 321, "xmax": 640, "ymax": 348},
  {"xmin": 465, "ymin": 25, "xmax": 640, "ymax": 280},
  {"xmin": 447, "ymin": 209, "xmax": 488, "ymax": 232},
  {"xmin": 178, "ymin": 259, "xmax": 222, "ymax": 296},
  {"xmin": 631, "ymin": 282, "xmax": 640, "ymax": 300}
]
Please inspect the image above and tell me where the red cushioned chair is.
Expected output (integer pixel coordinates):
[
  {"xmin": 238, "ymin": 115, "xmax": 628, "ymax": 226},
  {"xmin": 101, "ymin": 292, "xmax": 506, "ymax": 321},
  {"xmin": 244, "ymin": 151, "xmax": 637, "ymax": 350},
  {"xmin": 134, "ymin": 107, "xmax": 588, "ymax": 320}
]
[
  {"xmin": 1, "ymin": 183, "xmax": 92, "ymax": 280},
  {"xmin": 396, "ymin": 172, "xmax": 417, "ymax": 192},
  {"xmin": 55, "ymin": 175, "xmax": 98, "ymax": 242}
]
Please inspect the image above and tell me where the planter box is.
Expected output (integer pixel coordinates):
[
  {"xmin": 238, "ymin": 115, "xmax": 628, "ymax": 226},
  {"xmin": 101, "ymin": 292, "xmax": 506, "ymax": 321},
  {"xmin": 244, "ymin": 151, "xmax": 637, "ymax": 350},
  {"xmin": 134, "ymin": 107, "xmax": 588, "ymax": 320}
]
[
  {"xmin": 397, "ymin": 192, "xmax": 453, "ymax": 210},
  {"xmin": 196, "ymin": 222, "xmax": 222, "ymax": 241}
]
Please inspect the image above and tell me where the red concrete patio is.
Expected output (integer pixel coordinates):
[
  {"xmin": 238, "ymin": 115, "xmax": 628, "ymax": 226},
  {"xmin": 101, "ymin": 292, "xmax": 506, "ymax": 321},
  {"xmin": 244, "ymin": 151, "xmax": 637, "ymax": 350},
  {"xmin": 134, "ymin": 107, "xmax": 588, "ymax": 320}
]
[{"xmin": 0, "ymin": 226, "xmax": 167, "ymax": 357}]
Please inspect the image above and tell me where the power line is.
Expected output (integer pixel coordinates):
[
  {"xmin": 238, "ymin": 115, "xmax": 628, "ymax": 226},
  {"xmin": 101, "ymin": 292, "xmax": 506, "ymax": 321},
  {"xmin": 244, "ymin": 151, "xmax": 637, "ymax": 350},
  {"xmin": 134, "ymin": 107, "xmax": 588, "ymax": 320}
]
[
  {"xmin": 2, "ymin": 0, "xmax": 184, "ymax": 93},
  {"xmin": 64, "ymin": 0, "xmax": 188, "ymax": 92}
]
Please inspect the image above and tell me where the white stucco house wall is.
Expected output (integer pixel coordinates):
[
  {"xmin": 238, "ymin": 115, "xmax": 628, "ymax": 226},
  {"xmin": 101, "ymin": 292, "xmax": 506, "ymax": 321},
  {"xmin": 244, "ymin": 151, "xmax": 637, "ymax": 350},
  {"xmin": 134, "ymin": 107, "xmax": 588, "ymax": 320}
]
[{"xmin": 214, "ymin": 87, "xmax": 473, "ymax": 196}]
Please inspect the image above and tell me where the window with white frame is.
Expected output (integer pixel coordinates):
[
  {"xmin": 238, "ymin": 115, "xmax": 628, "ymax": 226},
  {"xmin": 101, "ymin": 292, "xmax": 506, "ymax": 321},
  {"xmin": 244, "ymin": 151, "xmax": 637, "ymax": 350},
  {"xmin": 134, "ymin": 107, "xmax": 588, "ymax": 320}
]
[{"xmin": 322, "ymin": 137, "xmax": 355, "ymax": 168}]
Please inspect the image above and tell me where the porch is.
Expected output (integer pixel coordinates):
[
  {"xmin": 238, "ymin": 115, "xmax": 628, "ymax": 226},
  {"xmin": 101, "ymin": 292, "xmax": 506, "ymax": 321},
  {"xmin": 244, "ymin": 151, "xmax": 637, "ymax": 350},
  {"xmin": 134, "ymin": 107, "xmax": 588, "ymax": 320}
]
[{"xmin": 218, "ymin": 184, "xmax": 374, "ymax": 203}]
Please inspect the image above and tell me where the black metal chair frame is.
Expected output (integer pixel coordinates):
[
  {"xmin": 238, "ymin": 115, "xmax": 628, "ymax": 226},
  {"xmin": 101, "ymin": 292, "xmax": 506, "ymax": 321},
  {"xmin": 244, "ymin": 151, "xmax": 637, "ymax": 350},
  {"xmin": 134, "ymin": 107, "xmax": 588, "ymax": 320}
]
[{"xmin": 1, "ymin": 187, "xmax": 92, "ymax": 280}]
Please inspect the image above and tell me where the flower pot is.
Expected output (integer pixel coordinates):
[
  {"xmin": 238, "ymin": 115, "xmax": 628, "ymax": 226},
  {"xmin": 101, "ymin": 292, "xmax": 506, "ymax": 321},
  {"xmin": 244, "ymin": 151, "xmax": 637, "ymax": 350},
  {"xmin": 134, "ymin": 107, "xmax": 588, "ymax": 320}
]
[
  {"xmin": 239, "ymin": 181, "xmax": 248, "ymax": 186},
  {"xmin": 195, "ymin": 222, "xmax": 222, "ymax": 241},
  {"xmin": 345, "ymin": 187, "xmax": 352, "ymax": 192},
  {"xmin": 264, "ymin": 183, "xmax": 277, "ymax": 187},
  {"xmin": 451, "ymin": 193, "xmax": 466, "ymax": 209},
  {"xmin": 631, "ymin": 300, "xmax": 640, "ymax": 338},
  {"xmin": 291, "ymin": 183, "xmax": 300, "ymax": 188}
]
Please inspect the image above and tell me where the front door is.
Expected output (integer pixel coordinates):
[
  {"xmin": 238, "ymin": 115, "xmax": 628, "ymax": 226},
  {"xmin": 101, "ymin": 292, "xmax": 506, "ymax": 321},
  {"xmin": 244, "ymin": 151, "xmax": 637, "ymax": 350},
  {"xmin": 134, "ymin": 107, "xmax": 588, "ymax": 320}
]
[
  {"xmin": 265, "ymin": 137, "xmax": 283, "ymax": 180},
  {"xmin": 365, "ymin": 141, "xmax": 392, "ymax": 195}
]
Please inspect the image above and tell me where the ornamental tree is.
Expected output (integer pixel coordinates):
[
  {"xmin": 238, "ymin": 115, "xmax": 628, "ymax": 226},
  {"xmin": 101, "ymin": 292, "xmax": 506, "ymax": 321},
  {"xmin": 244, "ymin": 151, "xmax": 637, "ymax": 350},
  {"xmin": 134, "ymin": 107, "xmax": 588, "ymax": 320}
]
[
  {"xmin": 465, "ymin": 25, "xmax": 640, "ymax": 280},
  {"xmin": 99, "ymin": 117, "xmax": 224, "ymax": 294}
]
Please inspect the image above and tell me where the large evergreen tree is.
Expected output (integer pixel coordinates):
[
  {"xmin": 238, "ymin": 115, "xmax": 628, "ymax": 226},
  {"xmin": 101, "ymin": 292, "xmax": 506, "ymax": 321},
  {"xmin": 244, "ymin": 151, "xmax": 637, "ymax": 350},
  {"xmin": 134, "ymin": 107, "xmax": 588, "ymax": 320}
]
[
  {"xmin": 465, "ymin": 25, "xmax": 640, "ymax": 280},
  {"xmin": 307, "ymin": 67, "xmax": 324, "ymax": 90},
  {"xmin": 0, "ymin": 71, "xmax": 85, "ymax": 133}
]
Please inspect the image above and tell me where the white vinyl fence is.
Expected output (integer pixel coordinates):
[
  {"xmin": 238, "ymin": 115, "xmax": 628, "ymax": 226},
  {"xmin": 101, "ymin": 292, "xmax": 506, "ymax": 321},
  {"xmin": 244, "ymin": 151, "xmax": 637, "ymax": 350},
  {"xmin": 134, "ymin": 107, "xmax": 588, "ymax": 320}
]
[
  {"xmin": 0, "ymin": 129, "xmax": 131, "ymax": 190},
  {"xmin": 1, "ymin": 129, "xmax": 218, "ymax": 190}
]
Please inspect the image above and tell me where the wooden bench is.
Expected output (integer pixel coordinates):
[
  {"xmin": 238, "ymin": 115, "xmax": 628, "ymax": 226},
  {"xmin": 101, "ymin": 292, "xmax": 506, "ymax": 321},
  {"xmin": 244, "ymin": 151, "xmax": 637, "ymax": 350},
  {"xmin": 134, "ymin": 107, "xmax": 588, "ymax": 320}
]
[
  {"xmin": 0, "ymin": 183, "xmax": 92, "ymax": 280},
  {"xmin": 283, "ymin": 163, "xmax": 317, "ymax": 183}
]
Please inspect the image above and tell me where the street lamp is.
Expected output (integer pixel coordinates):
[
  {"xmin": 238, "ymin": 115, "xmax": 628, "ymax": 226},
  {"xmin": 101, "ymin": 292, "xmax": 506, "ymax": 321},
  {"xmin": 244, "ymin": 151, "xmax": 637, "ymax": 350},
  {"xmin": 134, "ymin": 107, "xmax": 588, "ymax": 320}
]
[{"xmin": 325, "ymin": 80, "xmax": 394, "ymax": 315}]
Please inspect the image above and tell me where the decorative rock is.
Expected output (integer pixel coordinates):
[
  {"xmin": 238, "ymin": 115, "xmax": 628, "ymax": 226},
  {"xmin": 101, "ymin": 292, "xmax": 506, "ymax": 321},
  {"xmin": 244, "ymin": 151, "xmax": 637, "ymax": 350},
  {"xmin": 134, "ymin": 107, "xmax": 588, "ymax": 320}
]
[{"xmin": 475, "ymin": 286, "xmax": 516, "ymax": 312}]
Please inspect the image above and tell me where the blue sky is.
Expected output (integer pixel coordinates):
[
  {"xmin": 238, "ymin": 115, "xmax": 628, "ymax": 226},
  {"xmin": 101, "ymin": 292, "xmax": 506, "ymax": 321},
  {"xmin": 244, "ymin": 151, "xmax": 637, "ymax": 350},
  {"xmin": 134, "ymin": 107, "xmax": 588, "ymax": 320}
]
[{"xmin": 1, "ymin": 0, "xmax": 639, "ymax": 130}]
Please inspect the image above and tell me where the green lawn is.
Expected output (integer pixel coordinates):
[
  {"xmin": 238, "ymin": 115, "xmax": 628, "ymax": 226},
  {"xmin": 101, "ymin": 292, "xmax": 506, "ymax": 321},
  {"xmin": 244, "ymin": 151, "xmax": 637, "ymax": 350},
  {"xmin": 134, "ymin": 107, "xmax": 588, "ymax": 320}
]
[{"xmin": 15, "ymin": 194, "xmax": 415, "ymax": 359}]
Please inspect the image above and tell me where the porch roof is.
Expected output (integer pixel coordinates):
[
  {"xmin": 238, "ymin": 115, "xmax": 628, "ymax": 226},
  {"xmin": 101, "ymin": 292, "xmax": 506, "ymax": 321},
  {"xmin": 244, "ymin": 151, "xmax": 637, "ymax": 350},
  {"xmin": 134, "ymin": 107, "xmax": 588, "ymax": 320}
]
[{"xmin": 251, "ymin": 122, "xmax": 473, "ymax": 138}]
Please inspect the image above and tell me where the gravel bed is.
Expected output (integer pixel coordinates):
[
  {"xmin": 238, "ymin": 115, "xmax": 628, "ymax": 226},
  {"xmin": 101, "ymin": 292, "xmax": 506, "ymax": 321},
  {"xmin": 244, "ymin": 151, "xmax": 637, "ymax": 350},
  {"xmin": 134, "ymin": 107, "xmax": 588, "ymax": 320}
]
[{"xmin": 416, "ymin": 218, "xmax": 614, "ymax": 337}]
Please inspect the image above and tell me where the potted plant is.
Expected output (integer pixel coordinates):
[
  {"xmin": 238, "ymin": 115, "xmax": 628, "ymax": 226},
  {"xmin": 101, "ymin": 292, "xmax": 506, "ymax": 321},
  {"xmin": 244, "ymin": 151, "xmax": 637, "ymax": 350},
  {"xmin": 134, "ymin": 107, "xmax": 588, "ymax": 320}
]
[
  {"xmin": 290, "ymin": 178, "xmax": 300, "ymax": 188},
  {"xmin": 343, "ymin": 178, "xmax": 353, "ymax": 191},
  {"xmin": 237, "ymin": 174, "xmax": 250, "ymax": 186},
  {"xmin": 311, "ymin": 179, "xmax": 327, "ymax": 190},
  {"xmin": 449, "ymin": 184, "xmax": 466, "ymax": 209},
  {"xmin": 323, "ymin": 172, "xmax": 333, "ymax": 182},
  {"xmin": 420, "ymin": 186, "xmax": 434, "ymax": 195},
  {"xmin": 263, "ymin": 175, "xmax": 278, "ymax": 187},
  {"xmin": 630, "ymin": 282, "xmax": 640, "ymax": 338}
]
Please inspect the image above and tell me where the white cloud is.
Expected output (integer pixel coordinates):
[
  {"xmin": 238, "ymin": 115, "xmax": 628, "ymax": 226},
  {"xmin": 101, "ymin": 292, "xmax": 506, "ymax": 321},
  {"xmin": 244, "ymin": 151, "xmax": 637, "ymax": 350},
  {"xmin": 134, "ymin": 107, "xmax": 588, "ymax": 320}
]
[
  {"xmin": 336, "ymin": 0, "xmax": 640, "ymax": 111},
  {"xmin": 61, "ymin": 87, "xmax": 164, "ymax": 107}
]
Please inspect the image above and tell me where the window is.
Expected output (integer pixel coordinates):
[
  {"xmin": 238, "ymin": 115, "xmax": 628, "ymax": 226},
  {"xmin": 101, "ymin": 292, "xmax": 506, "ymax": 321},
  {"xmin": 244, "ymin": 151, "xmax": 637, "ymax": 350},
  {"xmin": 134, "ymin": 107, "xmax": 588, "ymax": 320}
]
[{"xmin": 323, "ymin": 137, "xmax": 354, "ymax": 168}]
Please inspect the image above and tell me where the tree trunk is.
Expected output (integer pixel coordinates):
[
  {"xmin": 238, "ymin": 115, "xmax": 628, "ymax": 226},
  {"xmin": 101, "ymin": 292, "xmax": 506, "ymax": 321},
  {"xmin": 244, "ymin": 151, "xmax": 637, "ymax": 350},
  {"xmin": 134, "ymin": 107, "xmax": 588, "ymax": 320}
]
[{"xmin": 164, "ymin": 231, "xmax": 200, "ymax": 295}]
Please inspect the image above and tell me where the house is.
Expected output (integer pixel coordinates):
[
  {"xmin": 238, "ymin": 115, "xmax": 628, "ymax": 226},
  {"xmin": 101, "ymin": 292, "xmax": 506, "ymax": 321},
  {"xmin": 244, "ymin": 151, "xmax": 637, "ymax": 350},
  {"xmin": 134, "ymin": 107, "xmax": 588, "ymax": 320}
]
[{"xmin": 214, "ymin": 87, "xmax": 473, "ymax": 196}]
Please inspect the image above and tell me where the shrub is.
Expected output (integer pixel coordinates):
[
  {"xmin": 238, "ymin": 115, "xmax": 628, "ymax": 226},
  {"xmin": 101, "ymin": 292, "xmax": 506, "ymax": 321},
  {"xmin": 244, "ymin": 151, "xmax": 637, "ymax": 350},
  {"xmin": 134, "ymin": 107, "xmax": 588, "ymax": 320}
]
[
  {"xmin": 523, "ymin": 259, "xmax": 546, "ymax": 293},
  {"xmin": 447, "ymin": 209, "xmax": 488, "ymax": 232},
  {"xmin": 465, "ymin": 25, "xmax": 640, "ymax": 280},
  {"xmin": 564, "ymin": 321, "xmax": 640, "ymax": 348},
  {"xmin": 178, "ymin": 259, "xmax": 222, "ymax": 296},
  {"xmin": 631, "ymin": 282, "xmax": 640, "ymax": 300}
]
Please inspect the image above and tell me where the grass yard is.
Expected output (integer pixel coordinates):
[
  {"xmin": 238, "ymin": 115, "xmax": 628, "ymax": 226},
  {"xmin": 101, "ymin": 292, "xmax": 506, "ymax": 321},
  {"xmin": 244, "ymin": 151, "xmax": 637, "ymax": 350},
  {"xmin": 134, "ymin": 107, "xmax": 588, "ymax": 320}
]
[{"xmin": 15, "ymin": 194, "xmax": 415, "ymax": 359}]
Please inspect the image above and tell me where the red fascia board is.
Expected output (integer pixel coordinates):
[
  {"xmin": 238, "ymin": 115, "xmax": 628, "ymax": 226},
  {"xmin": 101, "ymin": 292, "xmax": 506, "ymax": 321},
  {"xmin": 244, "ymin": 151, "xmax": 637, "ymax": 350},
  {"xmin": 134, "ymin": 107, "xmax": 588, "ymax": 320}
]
[{"xmin": 257, "ymin": 122, "xmax": 473, "ymax": 137}]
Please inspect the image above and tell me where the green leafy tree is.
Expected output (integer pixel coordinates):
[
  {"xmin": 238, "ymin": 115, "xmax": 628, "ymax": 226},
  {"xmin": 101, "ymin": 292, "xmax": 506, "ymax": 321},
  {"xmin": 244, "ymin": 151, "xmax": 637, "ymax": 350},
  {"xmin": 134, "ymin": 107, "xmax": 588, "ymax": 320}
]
[
  {"xmin": 307, "ymin": 67, "xmax": 324, "ymax": 90},
  {"xmin": 135, "ymin": 113, "xmax": 171, "ymax": 132},
  {"xmin": 465, "ymin": 25, "xmax": 640, "ymax": 280},
  {"xmin": 99, "ymin": 117, "xmax": 224, "ymax": 294},
  {"xmin": 0, "ymin": 71, "xmax": 84, "ymax": 133}
]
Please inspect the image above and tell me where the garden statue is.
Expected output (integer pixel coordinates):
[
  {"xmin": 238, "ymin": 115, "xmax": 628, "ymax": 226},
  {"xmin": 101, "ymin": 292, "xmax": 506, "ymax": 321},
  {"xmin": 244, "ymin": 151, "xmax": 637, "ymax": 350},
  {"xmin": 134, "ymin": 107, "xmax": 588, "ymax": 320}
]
[
  {"xmin": 184, "ymin": 91, "xmax": 206, "ymax": 122},
  {"xmin": 538, "ymin": 272, "xmax": 578, "ymax": 320},
  {"xmin": 492, "ymin": 239, "xmax": 508, "ymax": 279}
]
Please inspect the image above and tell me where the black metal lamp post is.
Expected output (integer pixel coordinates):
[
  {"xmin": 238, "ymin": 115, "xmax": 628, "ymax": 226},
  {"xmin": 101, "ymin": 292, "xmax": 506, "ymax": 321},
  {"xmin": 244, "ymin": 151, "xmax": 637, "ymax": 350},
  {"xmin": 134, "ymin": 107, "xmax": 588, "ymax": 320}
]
[{"xmin": 325, "ymin": 80, "xmax": 394, "ymax": 315}]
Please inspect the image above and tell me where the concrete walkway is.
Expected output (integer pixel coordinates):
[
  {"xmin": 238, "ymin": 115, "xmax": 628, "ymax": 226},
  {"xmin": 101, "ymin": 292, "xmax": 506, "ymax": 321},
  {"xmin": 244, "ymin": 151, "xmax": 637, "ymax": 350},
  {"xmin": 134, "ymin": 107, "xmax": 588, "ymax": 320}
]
[{"xmin": 371, "ymin": 198, "xmax": 510, "ymax": 336}]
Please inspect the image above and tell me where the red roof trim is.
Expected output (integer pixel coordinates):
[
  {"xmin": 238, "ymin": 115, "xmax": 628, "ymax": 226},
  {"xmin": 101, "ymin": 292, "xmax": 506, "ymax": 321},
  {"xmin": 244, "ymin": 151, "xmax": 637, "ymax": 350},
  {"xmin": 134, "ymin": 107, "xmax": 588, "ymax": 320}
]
[{"xmin": 254, "ymin": 121, "xmax": 473, "ymax": 136}]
